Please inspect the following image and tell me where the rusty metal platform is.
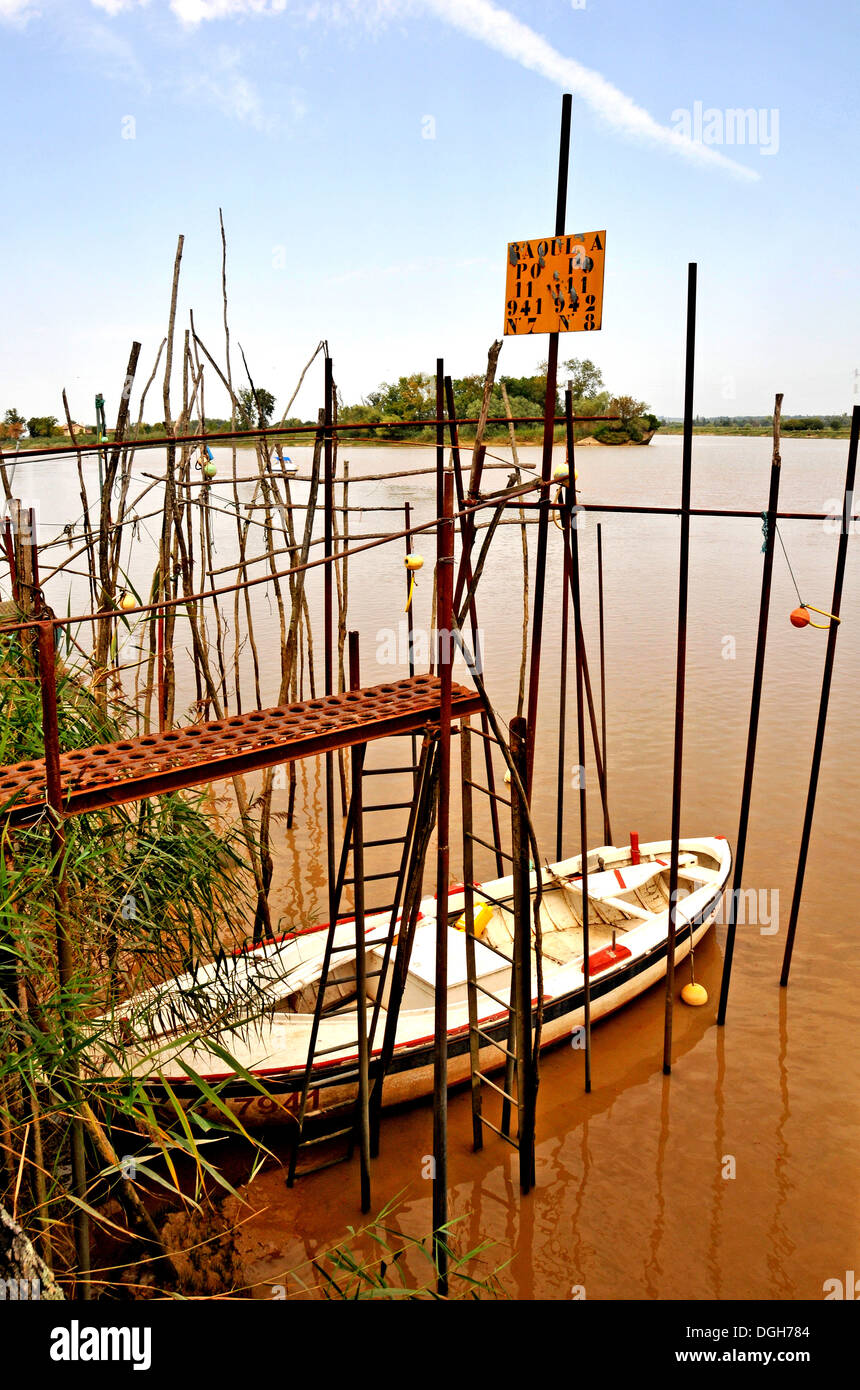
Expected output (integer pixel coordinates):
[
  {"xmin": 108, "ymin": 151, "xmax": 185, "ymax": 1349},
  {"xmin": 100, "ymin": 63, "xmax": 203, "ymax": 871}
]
[{"xmin": 0, "ymin": 675, "xmax": 481, "ymax": 824}]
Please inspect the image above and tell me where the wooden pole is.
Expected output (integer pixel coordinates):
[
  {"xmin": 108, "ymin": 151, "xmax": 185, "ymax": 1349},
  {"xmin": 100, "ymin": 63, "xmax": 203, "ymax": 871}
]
[
  {"xmin": 36, "ymin": 622, "xmax": 91, "ymax": 1296},
  {"xmin": 780, "ymin": 405, "xmax": 859, "ymax": 986},
  {"xmin": 716, "ymin": 394, "xmax": 784, "ymax": 1023},
  {"xmin": 663, "ymin": 264, "xmax": 696, "ymax": 1075}
]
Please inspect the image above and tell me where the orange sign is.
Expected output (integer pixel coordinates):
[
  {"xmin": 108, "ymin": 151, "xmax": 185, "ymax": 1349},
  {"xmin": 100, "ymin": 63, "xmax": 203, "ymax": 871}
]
[{"xmin": 504, "ymin": 231, "xmax": 605, "ymax": 336}]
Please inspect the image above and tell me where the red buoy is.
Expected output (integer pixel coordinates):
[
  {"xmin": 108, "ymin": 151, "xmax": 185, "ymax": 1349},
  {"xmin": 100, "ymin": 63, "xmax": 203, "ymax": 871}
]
[{"xmin": 790, "ymin": 606, "xmax": 811, "ymax": 628}]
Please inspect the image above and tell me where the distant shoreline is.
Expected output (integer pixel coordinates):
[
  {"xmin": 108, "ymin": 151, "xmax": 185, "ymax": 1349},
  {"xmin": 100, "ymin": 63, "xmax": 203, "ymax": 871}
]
[{"xmin": 2, "ymin": 425, "xmax": 852, "ymax": 454}]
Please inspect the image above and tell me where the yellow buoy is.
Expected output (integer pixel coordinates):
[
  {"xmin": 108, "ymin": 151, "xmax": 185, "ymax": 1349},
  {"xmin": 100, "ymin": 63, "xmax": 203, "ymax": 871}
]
[
  {"xmin": 552, "ymin": 464, "xmax": 579, "ymax": 483},
  {"xmin": 454, "ymin": 901, "xmax": 493, "ymax": 940},
  {"xmin": 681, "ymin": 981, "xmax": 708, "ymax": 1007},
  {"xmin": 405, "ymin": 553, "xmax": 424, "ymax": 571},
  {"xmin": 119, "ymin": 592, "xmax": 136, "ymax": 613}
]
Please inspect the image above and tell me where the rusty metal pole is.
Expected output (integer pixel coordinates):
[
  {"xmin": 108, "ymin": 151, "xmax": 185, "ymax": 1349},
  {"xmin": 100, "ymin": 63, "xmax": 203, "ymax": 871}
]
[
  {"xmin": 556, "ymin": 509, "xmax": 570, "ymax": 863},
  {"xmin": 525, "ymin": 91, "xmax": 572, "ymax": 794},
  {"xmin": 663, "ymin": 263, "xmax": 696, "ymax": 1075},
  {"xmin": 510, "ymin": 716, "xmax": 535, "ymax": 1191},
  {"xmin": 596, "ymin": 523, "xmax": 610, "ymax": 844},
  {"xmin": 564, "ymin": 392, "xmax": 592, "ymax": 1093},
  {"xmin": 716, "ymin": 395, "xmax": 784, "ymax": 1024},
  {"xmin": 323, "ymin": 357, "xmax": 339, "ymax": 954},
  {"xmin": 432, "ymin": 469, "xmax": 455, "ymax": 1295},
  {"xmin": 348, "ymin": 630, "xmax": 371, "ymax": 1211},
  {"xmin": 36, "ymin": 621, "xmax": 91, "ymax": 1296},
  {"xmin": 780, "ymin": 405, "xmax": 859, "ymax": 987}
]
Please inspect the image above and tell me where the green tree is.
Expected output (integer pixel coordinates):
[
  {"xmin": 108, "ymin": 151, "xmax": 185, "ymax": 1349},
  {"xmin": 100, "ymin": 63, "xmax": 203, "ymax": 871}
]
[
  {"xmin": 609, "ymin": 394, "xmax": 649, "ymax": 424},
  {"xmin": 236, "ymin": 387, "xmax": 276, "ymax": 430},
  {"xmin": 26, "ymin": 416, "xmax": 58, "ymax": 439},
  {"xmin": 3, "ymin": 408, "xmax": 24, "ymax": 426},
  {"xmin": 560, "ymin": 358, "xmax": 605, "ymax": 401}
]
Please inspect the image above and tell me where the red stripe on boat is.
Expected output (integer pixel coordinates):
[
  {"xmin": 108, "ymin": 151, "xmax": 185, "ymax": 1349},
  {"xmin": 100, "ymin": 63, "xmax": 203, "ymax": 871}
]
[
  {"xmin": 587, "ymin": 943, "xmax": 632, "ymax": 976},
  {"xmin": 614, "ymin": 868, "xmax": 627, "ymax": 890}
]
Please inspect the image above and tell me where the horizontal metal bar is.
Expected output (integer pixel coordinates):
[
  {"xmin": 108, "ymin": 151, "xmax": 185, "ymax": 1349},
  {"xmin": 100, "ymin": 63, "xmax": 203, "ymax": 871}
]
[
  {"xmin": 476, "ymin": 1072, "xmax": 517, "ymax": 1104},
  {"xmin": 465, "ymin": 931, "xmax": 513, "ymax": 966},
  {"xmin": 362, "ymin": 766, "xmax": 417, "ymax": 777},
  {"xmin": 473, "ymin": 981, "xmax": 512, "ymax": 1011},
  {"xmin": 479, "ymin": 1118, "xmax": 518, "ymax": 1148},
  {"xmin": 465, "ymin": 831, "xmax": 513, "ymax": 861},
  {"xmin": 473, "ymin": 1026, "xmax": 516, "ymax": 1060},
  {"xmin": 362, "ymin": 802, "xmax": 415, "ymax": 812},
  {"xmin": 344, "ymin": 871, "xmax": 400, "ymax": 884},
  {"xmin": 464, "ymin": 725, "xmax": 504, "ymax": 746},
  {"xmin": 465, "ymin": 777, "xmax": 511, "ymax": 807},
  {"xmin": 363, "ymin": 837, "xmax": 406, "ymax": 849}
]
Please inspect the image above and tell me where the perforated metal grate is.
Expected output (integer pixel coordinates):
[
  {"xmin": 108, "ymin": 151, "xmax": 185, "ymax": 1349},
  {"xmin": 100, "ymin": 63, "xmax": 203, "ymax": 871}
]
[{"xmin": 0, "ymin": 674, "xmax": 481, "ymax": 822}]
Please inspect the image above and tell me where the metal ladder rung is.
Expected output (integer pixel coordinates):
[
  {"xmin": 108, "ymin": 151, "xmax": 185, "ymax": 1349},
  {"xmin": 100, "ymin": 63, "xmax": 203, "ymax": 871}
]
[
  {"xmin": 464, "ymin": 725, "xmax": 501, "ymax": 744},
  {"xmin": 325, "ymin": 969, "xmax": 383, "ymax": 985},
  {"xmin": 363, "ymin": 802, "xmax": 415, "ymax": 812},
  {"xmin": 295, "ymin": 1125, "xmax": 354, "ymax": 1149},
  {"xmin": 464, "ymin": 831, "xmax": 513, "ymax": 861},
  {"xmin": 364, "ymin": 836, "xmax": 407, "ymax": 849},
  {"xmin": 464, "ymin": 778, "xmax": 511, "ymax": 807},
  {"xmin": 479, "ymin": 1117, "xmax": 518, "ymax": 1148},
  {"xmin": 473, "ymin": 980, "xmax": 513, "ymax": 1011},
  {"xmin": 362, "ymin": 766, "xmax": 418, "ymax": 777},
  {"xmin": 343, "ymin": 871, "xmax": 400, "ymax": 884},
  {"xmin": 476, "ymin": 1071, "xmax": 517, "ymax": 1104},
  {"xmin": 313, "ymin": 1037, "xmax": 362, "ymax": 1057},
  {"xmin": 472, "ymin": 1025, "xmax": 516, "ymax": 1060},
  {"xmin": 465, "ymin": 930, "xmax": 513, "ymax": 966}
]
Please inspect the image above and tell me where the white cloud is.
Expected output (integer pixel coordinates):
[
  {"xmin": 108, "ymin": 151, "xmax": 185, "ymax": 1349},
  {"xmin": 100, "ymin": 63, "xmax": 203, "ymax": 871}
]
[
  {"xmin": 179, "ymin": 42, "xmax": 271, "ymax": 128},
  {"xmin": 170, "ymin": 0, "xmax": 287, "ymax": 22},
  {"xmin": 0, "ymin": 0, "xmax": 40, "ymax": 24},
  {"xmin": 161, "ymin": 0, "xmax": 759, "ymax": 179},
  {"xmin": 423, "ymin": 0, "xmax": 758, "ymax": 181},
  {"xmin": 90, "ymin": 0, "xmax": 151, "ymax": 15}
]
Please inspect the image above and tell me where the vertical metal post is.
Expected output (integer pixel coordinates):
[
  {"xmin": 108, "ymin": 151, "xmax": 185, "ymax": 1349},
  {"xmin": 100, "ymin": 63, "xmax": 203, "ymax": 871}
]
[
  {"xmin": 3, "ymin": 516, "xmax": 17, "ymax": 603},
  {"xmin": 460, "ymin": 719, "xmax": 483, "ymax": 1150},
  {"xmin": 323, "ymin": 358, "xmax": 338, "ymax": 961},
  {"xmin": 404, "ymin": 501, "xmax": 418, "ymax": 774},
  {"xmin": 663, "ymin": 264, "xmax": 696, "ymax": 1074},
  {"xmin": 433, "ymin": 470, "xmax": 455, "ymax": 1295},
  {"xmin": 596, "ymin": 523, "xmax": 610, "ymax": 844},
  {"xmin": 526, "ymin": 91, "xmax": 572, "ymax": 794},
  {"xmin": 36, "ymin": 621, "xmax": 91, "ymax": 1296},
  {"xmin": 348, "ymin": 630, "xmax": 371, "ymax": 1211},
  {"xmin": 716, "ymin": 395, "xmax": 784, "ymax": 1023},
  {"xmin": 436, "ymin": 359, "xmax": 445, "ymax": 525},
  {"xmin": 564, "ymin": 392, "xmax": 592, "ymax": 1093},
  {"xmin": 556, "ymin": 509, "xmax": 570, "ymax": 863},
  {"xmin": 509, "ymin": 716, "xmax": 535, "ymax": 1192},
  {"xmin": 780, "ymin": 405, "xmax": 859, "ymax": 986}
]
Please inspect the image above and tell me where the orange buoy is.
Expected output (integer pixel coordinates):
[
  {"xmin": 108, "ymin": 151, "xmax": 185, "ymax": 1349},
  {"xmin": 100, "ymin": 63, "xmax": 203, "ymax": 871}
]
[{"xmin": 790, "ymin": 606, "xmax": 810, "ymax": 628}]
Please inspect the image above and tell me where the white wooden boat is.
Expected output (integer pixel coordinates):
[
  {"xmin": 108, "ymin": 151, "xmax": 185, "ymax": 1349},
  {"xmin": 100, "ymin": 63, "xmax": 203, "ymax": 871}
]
[{"xmin": 98, "ymin": 836, "xmax": 731, "ymax": 1124}]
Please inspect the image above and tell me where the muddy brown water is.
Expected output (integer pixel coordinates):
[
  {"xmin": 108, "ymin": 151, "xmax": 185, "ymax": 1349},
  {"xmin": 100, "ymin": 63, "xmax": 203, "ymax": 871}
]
[{"xmin": 20, "ymin": 433, "xmax": 860, "ymax": 1299}]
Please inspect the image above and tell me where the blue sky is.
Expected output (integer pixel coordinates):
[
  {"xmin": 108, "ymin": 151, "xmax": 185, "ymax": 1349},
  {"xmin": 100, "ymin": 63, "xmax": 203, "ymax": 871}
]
[{"xmin": 1, "ymin": 0, "xmax": 857, "ymax": 422}]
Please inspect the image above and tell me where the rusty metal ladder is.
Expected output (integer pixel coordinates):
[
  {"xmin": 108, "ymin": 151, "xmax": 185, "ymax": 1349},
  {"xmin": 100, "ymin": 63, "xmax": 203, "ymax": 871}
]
[
  {"xmin": 460, "ymin": 715, "xmax": 537, "ymax": 1192},
  {"xmin": 286, "ymin": 728, "xmax": 436, "ymax": 1190}
]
